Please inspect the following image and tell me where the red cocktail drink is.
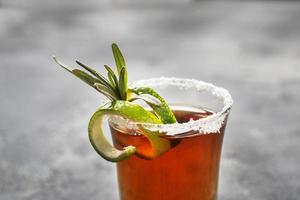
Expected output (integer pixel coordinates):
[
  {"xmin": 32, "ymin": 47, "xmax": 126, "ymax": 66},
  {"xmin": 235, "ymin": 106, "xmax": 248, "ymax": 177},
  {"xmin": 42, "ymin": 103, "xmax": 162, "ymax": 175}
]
[
  {"xmin": 110, "ymin": 106, "xmax": 228, "ymax": 200},
  {"xmin": 54, "ymin": 45, "xmax": 233, "ymax": 200}
]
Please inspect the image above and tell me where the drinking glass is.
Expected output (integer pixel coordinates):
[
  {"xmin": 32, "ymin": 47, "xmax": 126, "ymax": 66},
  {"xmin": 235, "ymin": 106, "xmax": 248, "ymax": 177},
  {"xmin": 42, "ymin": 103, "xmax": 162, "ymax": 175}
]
[{"xmin": 109, "ymin": 77, "xmax": 233, "ymax": 200}]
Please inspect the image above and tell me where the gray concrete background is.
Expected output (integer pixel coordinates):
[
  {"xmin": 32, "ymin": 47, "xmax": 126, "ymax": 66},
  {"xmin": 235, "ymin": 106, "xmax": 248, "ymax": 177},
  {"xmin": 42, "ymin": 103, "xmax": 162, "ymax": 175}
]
[{"xmin": 1, "ymin": 0, "xmax": 300, "ymax": 199}]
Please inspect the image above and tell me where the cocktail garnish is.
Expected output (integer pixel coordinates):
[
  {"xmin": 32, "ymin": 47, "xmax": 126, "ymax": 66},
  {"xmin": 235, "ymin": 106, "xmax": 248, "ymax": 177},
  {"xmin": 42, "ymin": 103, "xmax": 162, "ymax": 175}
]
[
  {"xmin": 53, "ymin": 43, "xmax": 176, "ymax": 162},
  {"xmin": 129, "ymin": 87, "xmax": 177, "ymax": 124},
  {"xmin": 89, "ymin": 101, "xmax": 171, "ymax": 161}
]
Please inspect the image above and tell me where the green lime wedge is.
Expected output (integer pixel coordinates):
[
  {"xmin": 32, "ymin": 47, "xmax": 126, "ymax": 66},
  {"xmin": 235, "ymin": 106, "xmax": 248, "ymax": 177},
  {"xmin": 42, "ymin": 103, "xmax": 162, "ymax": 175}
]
[
  {"xmin": 88, "ymin": 101, "xmax": 171, "ymax": 162},
  {"xmin": 129, "ymin": 87, "xmax": 177, "ymax": 124}
]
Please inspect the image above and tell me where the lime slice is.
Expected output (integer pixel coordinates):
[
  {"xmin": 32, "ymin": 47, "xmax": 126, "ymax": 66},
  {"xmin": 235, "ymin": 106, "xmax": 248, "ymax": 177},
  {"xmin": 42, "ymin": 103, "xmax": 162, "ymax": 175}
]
[
  {"xmin": 129, "ymin": 87, "xmax": 177, "ymax": 124},
  {"xmin": 88, "ymin": 101, "xmax": 171, "ymax": 162}
]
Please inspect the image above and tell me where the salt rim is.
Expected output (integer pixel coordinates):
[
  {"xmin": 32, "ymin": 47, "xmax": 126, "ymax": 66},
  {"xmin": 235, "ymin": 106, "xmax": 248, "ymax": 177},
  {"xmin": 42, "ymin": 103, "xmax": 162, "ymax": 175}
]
[{"xmin": 109, "ymin": 77, "xmax": 233, "ymax": 135}]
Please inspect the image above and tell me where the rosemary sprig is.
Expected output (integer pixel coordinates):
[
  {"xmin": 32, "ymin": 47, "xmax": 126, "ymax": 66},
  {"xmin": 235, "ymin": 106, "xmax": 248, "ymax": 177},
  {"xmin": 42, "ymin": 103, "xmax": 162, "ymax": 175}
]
[
  {"xmin": 52, "ymin": 43, "xmax": 129, "ymax": 101},
  {"xmin": 53, "ymin": 43, "xmax": 177, "ymax": 125}
]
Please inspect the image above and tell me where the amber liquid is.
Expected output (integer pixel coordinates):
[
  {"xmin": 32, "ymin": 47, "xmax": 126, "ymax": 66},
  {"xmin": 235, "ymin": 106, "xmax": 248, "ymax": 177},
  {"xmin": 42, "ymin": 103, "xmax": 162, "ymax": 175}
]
[{"xmin": 110, "ymin": 106, "xmax": 227, "ymax": 200}]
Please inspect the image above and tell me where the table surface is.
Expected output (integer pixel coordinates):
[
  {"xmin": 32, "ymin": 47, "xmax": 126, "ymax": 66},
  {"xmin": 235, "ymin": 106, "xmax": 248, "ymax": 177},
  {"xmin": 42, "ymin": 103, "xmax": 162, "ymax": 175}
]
[{"xmin": 1, "ymin": 1, "xmax": 300, "ymax": 199}]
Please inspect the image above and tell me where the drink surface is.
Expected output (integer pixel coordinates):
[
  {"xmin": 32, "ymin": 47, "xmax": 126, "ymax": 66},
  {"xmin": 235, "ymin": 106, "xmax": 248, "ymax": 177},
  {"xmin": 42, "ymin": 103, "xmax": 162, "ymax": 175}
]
[{"xmin": 110, "ymin": 106, "xmax": 226, "ymax": 200}]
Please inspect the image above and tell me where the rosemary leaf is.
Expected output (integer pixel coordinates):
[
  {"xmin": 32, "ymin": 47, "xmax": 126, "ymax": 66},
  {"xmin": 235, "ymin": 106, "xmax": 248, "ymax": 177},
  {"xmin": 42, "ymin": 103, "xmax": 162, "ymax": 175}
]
[
  {"xmin": 72, "ymin": 69, "xmax": 101, "ymax": 87},
  {"xmin": 53, "ymin": 56, "xmax": 100, "ymax": 89},
  {"xmin": 53, "ymin": 56, "xmax": 73, "ymax": 73},
  {"xmin": 112, "ymin": 43, "xmax": 126, "ymax": 75},
  {"xmin": 75, "ymin": 60, "xmax": 103, "ymax": 78},
  {"xmin": 94, "ymin": 83, "xmax": 117, "ymax": 101},
  {"xmin": 107, "ymin": 73, "xmax": 115, "ymax": 88},
  {"xmin": 104, "ymin": 65, "xmax": 119, "ymax": 89},
  {"xmin": 76, "ymin": 61, "xmax": 109, "ymax": 85},
  {"xmin": 118, "ymin": 67, "xmax": 128, "ymax": 100}
]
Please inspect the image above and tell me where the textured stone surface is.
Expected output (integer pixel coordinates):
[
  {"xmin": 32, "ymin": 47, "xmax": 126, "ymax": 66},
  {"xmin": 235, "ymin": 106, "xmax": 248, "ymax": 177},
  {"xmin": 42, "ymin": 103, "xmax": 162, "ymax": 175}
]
[{"xmin": 1, "ymin": 0, "xmax": 300, "ymax": 199}]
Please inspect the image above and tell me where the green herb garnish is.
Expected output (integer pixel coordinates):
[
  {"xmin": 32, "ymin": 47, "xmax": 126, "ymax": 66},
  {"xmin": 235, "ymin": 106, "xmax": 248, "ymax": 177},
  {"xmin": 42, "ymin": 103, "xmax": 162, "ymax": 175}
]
[{"xmin": 53, "ymin": 43, "xmax": 177, "ymax": 162}]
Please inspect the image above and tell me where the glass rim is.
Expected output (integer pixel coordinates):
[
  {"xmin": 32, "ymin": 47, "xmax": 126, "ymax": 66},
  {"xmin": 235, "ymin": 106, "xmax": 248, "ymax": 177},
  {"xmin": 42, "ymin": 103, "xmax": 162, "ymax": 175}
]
[{"xmin": 108, "ymin": 77, "xmax": 233, "ymax": 135}]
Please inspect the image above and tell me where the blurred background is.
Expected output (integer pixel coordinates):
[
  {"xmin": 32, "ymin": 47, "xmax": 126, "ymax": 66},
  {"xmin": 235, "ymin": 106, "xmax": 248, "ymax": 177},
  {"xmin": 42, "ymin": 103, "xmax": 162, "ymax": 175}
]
[{"xmin": 1, "ymin": 0, "xmax": 300, "ymax": 199}]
